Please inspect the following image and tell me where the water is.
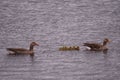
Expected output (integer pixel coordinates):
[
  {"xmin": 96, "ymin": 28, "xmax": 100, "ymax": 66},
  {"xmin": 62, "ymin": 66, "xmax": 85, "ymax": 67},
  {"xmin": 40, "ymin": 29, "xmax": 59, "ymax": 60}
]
[{"xmin": 0, "ymin": 0, "xmax": 120, "ymax": 80}]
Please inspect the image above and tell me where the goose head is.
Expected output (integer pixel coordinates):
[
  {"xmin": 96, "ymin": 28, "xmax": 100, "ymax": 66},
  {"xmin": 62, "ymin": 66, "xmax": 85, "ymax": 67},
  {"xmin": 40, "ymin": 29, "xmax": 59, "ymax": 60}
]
[
  {"xmin": 103, "ymin": 38, "xmax": 111, "ymax": 46},
  {"xmin": 29, "ymin": 42, "xmax": 39, "ymax": 51},
  {"xmin": 30, "ymin": 42, "xmax": 39, "ymax": 46}
]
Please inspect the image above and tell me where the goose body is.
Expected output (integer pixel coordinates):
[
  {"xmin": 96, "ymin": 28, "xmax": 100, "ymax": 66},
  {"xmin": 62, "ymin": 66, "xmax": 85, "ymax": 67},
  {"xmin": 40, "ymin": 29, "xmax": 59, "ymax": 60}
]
[
  {"xmin": 6, "ymin": 42, "xmax": 39, "ymax": 56},
  {"xmin": 83, "ymin": 38, "xmax": 110, "ymax": 51}
]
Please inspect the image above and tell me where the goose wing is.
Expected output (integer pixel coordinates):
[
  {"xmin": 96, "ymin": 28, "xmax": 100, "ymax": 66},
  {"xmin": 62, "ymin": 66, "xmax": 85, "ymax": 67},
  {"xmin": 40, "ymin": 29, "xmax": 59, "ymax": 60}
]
[
  {"xmin": 83, "ymin": 43, "xmax": 102, "ymax": 49},
  {"xmin": 6, "ymin": 48, "xmax": 28, "ymax": 52}
]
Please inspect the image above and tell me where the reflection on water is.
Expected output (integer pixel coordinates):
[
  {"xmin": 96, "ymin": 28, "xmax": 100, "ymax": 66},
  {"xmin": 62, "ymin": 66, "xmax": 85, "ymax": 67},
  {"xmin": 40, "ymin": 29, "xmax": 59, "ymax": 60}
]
[{"xmin": 0, "ymin": 0, "xmax": 120, "ymax": 80}]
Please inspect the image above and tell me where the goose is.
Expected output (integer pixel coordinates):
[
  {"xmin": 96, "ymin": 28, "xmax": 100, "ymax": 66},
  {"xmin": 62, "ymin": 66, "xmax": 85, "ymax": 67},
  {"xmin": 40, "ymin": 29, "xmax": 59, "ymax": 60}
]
[
  {"xmin": 83, "ymin": 38, "xmax": 110, "ymax": 51},
  {"xmin": 6, "ymin": 42, "xmax": 39, "ymax": 56}
]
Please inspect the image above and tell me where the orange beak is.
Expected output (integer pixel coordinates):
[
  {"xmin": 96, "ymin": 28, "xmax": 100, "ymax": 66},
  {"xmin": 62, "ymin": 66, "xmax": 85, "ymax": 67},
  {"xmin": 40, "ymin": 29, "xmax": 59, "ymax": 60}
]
[
  {"xmin": 108, "ymin": 39, "xmax": 111, "ymax": 43},
  {"xmin": 35, "ymin": 43, "xmax": 39, "ymax": 46}
]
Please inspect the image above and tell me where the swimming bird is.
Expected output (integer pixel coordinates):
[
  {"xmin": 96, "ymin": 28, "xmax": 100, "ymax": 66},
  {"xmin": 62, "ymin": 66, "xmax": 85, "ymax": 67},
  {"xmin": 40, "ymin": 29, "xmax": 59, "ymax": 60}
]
[
  {"xmin": 59, "ymin": 46, "xmax": 80, "ymax": 51},
  {"xmin": 6, "ymin": 42, "xmax": 39, "ymax": 56},
  {"xmin": 83, "ymin": 38, "xmax": 110, "ymax": 51}
]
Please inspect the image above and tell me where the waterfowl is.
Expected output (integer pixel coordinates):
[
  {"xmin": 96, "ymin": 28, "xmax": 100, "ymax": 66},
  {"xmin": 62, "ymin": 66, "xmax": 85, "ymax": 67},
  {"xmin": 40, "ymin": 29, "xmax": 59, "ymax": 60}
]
[
  {"xmin": 6, "ymin": 42, "xmax": 39, "ymax": 56},
  {"xmin": 83, "ymin": 38, "xmax": 110, "ymax": 51},
  {"xmin": 59, "ymin": 46, "xmax": 80, "ymax": 51}
]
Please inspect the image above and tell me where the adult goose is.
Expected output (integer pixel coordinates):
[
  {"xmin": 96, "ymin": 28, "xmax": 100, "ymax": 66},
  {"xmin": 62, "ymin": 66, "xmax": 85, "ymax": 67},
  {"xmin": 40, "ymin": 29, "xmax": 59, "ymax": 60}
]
[
  {"xmin": 6, "ymin": 42, "xmax": 39, "ymax": 56},
  {"xmin": 83, "ymin": 38, "xmax": 110, "ymax": 51}
]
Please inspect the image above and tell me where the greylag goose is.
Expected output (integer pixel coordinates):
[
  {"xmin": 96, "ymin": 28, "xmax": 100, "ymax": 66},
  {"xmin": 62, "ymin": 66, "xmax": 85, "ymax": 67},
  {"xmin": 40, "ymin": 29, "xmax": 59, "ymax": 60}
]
[
  {"xmin": 7, "ymin": 42, "xmax": 39, "ymax": 56},
  {"xmin": 83, "ymin": 38, "xmax": 110, "ymax": 51}
]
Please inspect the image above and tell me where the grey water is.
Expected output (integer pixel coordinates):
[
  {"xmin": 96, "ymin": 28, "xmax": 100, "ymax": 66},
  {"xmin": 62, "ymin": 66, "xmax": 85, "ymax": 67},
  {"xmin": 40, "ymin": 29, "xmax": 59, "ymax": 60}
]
[{"xmin": 0, "ymin": 0, "xmax": 120, "ymax": 80}]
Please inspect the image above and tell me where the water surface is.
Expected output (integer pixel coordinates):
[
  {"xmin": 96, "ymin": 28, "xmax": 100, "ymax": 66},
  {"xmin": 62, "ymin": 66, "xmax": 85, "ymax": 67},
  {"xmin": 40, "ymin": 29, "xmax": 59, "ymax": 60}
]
[{"xmin": 0, "ymin": 0, "xmax": 120, "ymax": 80}]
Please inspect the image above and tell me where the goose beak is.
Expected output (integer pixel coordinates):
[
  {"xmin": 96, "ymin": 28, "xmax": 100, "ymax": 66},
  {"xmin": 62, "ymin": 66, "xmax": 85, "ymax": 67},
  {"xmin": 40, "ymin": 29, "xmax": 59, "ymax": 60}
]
[
  {"xmin": 33, "ymin": 42, "xmax": 39, "ymax": 46},
  {"xmin": 108, "ymin": 39, "xmax": 111, "ymax": 43},
  {"xmin": 36, "ymin": 43, "xmax": 39, "ymax": 46}
]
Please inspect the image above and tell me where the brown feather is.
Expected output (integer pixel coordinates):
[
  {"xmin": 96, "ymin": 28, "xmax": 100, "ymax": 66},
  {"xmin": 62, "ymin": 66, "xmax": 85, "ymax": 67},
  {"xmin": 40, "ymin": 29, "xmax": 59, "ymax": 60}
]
[
  {"xmin": 83, "ymin": 43, "xmax": 102, "ymax": 49},
  {"xmin": 6, "ymin": 42, "xmax": 39, "ymax": 55},
  {"xmin": 83, "ymin": 38, "xmax": 110, "ymax": 51}
]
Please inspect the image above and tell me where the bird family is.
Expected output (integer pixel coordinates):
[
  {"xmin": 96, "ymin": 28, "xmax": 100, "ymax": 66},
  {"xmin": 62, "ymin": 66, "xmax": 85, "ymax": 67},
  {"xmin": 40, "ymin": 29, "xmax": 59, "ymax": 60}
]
[{"xmin": 6, "ymin": 38, "xmax": 111, "ymax": 56}]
